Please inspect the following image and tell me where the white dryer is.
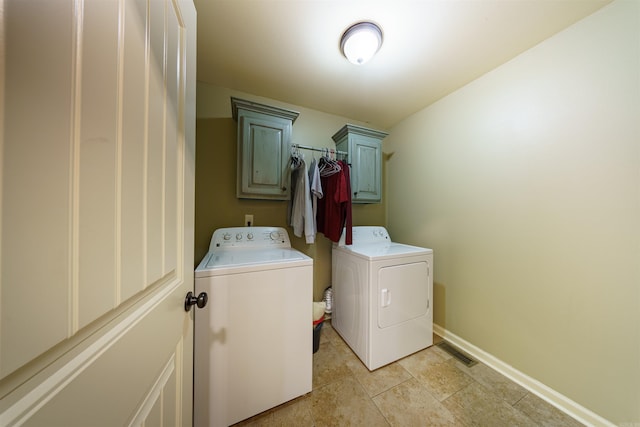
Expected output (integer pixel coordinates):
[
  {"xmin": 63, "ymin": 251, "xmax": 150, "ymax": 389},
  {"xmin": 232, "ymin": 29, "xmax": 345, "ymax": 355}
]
[
  {"xmin": 194, "ymin": 227, "xmax": 312, "ymax": 427},
  {"xmin": 332, "ymin": 226, "xmax": 433, "ymax": 371}
]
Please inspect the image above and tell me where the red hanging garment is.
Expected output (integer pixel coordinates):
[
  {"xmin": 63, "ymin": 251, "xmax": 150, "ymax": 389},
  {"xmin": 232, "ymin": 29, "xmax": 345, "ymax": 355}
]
[{"xmin": 317, "ymin": 160, "xmax": 352, "ymax": 244}]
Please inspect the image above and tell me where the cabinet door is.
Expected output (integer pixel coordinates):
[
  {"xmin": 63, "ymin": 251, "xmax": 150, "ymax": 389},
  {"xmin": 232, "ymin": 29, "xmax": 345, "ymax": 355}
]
[
  {"xmin": 352, "ymin": 135, "xmax": 382, "ymax": 203},
  {"xmin": 237, "ymin": 112, "xmax": 290, "ymax": 199}
]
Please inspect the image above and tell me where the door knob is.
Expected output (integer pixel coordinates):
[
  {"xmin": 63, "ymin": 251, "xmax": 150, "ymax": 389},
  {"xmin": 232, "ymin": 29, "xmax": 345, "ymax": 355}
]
[{"xmin": 184, "ymin": 291, "xmax": 208, "ymax": 311}]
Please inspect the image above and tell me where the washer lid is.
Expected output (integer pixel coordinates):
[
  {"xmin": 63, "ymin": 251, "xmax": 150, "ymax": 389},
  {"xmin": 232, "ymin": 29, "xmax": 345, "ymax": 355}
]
[
  {"xmin": 195, "ymin": 248, "xmax": 312, "ymax": 277},
  {"xmin": 337, "ymin": 242, "xmax": 432, "ymax": 261}
]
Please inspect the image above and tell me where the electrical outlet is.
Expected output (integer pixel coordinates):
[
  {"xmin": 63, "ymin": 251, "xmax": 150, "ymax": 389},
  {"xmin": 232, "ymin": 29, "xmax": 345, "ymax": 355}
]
[{"xmin": 244, "ymin": 214, "xmax": 254, "ymax": 227}]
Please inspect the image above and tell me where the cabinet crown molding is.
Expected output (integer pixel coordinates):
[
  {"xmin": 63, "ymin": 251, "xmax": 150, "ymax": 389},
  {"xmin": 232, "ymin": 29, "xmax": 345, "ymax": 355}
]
[
  {"xmin": 231, "ymin": 97, "xmax": 300, "ymax": 123},
  {"xmin": 332, "ymin": 124, "xmax": 388, "ymax": 142}
]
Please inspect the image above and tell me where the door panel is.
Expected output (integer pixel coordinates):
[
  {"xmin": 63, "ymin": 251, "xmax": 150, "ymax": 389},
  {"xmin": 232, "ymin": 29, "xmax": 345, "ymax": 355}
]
[
  {"xmin": 164, "ymin": 1, "xmax": 180, "ymax": 275},
  {"xmin": 353, "ymin": 135, "xmax": 381, "ymax": 202},
  {"xmin": 1, "ymin": 0, "xmax": 75, "ymax": 378},
  {"xmin": 0, "ymin": 0, "xmax": 196, "ymax": 425},
  {"xmin": 78, "ymin": 0, "xmax": 119, "ymax": 328},
  {"xmin": 236, "ymin": 108, "xmax": 293, "ymax": 200},
  {"xmin": 120, "ymin": 0, "xmax": 147, "ymax": 302},
  {"xmin": 377, "ymin": 262, "xmax": 430, "ymax": 329},
  {"xmin": 17, "ymin": 288, "xmax": 186, "ymax": 426},
  {"xmin": 147, "ymin": 0, "xmax": 167, "ymax": 286}
]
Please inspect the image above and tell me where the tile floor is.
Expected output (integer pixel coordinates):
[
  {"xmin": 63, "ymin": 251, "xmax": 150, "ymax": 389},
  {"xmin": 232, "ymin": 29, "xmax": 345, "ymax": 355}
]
[{"xmin": 234, "ymin": 322, "xmax": 585, "ymax": 426}]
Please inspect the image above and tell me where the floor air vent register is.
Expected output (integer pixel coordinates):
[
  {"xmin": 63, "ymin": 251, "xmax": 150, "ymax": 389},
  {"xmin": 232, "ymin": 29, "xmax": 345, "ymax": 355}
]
[{"xmin": 436, "ymin": 341, "xmax": 478, "ymax": 367}]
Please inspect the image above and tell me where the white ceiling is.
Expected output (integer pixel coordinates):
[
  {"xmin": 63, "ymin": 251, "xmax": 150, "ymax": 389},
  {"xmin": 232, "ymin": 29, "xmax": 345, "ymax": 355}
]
[{"xmin": 194, "ymin": 0, "xmax": 611, "ymax": 129}]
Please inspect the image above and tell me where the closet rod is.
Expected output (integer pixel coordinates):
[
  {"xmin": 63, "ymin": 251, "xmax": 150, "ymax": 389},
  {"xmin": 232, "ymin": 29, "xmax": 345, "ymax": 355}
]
[{"xmin": 291, "ymin": 143, "xmax": 348, "ymax": 157}]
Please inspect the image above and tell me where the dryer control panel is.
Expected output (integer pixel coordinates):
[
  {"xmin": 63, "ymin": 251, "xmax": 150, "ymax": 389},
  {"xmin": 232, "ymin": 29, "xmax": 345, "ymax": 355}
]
[
  {"xmin": 338, "ymin": 226, "xmax": 390, "ymax": 246},
  {"xmin": 209, "ymin": 227, "xmax": 291, "ymax": 250}
]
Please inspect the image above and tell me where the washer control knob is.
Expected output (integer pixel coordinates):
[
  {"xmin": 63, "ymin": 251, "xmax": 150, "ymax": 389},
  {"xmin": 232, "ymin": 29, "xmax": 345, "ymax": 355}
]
[
  {"xmin": 223, "ymin": 233, "xmax": 231, "ymax": 240},
  {"xmin": 247, "ymin": 233, "xmax": 254, "ymax": 240},
  {"xmin": 236, "ymin": 233, "xmax": 243, "ymax": 240},
  {"xmin": 270, "ymin": 231, "xmax": 280, "ymax": 240}
]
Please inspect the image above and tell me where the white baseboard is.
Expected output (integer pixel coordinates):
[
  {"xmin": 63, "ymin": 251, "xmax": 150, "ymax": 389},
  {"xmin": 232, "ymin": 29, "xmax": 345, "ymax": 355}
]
[{"xmin": 433, "ymin": 324, "xmax": 616, "ymax": 427}]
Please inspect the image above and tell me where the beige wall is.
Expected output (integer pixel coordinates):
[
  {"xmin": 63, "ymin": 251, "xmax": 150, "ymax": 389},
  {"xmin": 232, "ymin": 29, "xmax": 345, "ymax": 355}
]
[
  {"xmin": 195, "ymin": 84, "xmax": 387, "ymax": 300},
  {"xmin": 385, "ymin": 0, "xmax": 639, "ymax": 424}
]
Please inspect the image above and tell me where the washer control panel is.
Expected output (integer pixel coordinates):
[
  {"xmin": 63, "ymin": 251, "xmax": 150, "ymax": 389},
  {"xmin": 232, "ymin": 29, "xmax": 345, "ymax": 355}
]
[{"xmin": 209, "ymin": 227, "xmax": 290, "ymax": 250}]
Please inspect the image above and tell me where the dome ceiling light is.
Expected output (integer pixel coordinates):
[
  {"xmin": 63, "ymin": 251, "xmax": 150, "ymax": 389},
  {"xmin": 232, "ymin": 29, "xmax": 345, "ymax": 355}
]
[{"xmin": 340, "ymin": 21, "xmax": 383, "ymax": 65}]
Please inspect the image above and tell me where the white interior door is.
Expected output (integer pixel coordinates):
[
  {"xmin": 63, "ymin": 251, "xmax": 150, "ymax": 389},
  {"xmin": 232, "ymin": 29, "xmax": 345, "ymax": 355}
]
[{"xmin": 0, "ymin": 0, "xmax": 196, "ymax": 425}]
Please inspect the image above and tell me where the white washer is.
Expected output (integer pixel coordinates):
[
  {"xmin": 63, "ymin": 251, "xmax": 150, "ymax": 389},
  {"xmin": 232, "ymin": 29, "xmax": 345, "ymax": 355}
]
[
  {"xmin": 194, "ymin": 227, "xmax": 312, "ymax": 427},
  {"xmin": 332, "ymin": 226, "xmax": 433, "ymax": 371}
]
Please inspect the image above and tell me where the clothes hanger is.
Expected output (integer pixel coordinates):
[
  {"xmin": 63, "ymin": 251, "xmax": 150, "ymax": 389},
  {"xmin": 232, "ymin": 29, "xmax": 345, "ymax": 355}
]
[
  {"xmin": 319, "ymin": 148, "xmax": 341, "ymax": 177},
  {"xmin": 290, "ymin": 145, "xmax": 303, "ymax": 168}
]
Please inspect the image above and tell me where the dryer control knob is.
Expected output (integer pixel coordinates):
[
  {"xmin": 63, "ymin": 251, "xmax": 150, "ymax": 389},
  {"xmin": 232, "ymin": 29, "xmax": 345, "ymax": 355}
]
[
  {"xmin": 270, "ymin": 231, "xmax": 280, "ymax": 240},
  {"xmin": 236, "ymin": 233, "xmax": 243, "ymax": 240},
  {"xmin": 223, "ymin": 233, "xmax": 231, "ymax": 240},
  {"xmin": 247, "ymin": 233, "xmax": 254, "ymax": 240}
]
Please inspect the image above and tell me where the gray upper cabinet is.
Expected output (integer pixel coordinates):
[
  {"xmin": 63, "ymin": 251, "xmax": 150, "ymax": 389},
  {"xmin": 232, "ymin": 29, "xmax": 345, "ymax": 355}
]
[
  {"xmin": 333, "ymin": 124, "xmax": 388, "ymax": 204},
  {"xmin": 232, "ymin": 97, "xmax": 299, "ymax": 200}
]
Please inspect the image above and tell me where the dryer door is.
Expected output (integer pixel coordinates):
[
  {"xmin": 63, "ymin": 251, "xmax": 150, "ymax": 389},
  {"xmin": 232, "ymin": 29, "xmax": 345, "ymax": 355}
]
[{"xmin": 377, "ymin": 261, "xmax": 430, "ymax": 328}]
